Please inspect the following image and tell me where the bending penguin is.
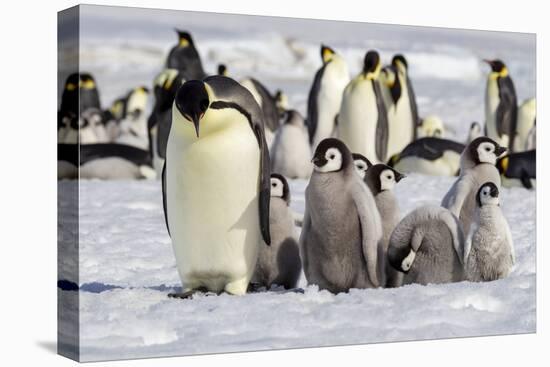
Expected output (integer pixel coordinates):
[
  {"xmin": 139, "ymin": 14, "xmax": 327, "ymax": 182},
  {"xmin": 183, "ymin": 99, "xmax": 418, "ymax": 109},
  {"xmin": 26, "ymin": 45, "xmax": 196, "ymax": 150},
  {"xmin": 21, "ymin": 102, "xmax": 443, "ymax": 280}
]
[
  {"xmin": 465, "ymin": 182, "xmax": 515, "ymax": 281},
  {"xmin": 300, "ymin": 138, "xmax": 383, "ymax": 293},
  {"xmin": 251, "ymin": 174, "xmax": 302, "ymax": 290},
  {"xmin": 271, "ymin": 110, "xmax": 312, "ymax": 179},
  {"xmin": 166, "ymin": 29, "xmax": 206, "ymax": 80},
  {"xmin": 392, "ymin": 54, "xmax": 419, "ymax": 127},
  {"xmin": 163, "ymin": 76, "xmax": 271, "ymax": 298},
  {"xmin": 362, "ymin": 164, "xmax": 405, "ymax": 287},
  {"xmin": 306, "ymin": 45, "xmax": 350, "ymax": 149},
  {"xmin": 388, "ymin": 137, "xmax": 465, "ymax": 177},
  {"xmin": 338, "ymin": 50, "xmax": 388, "ymax": 163},
  {"xmin": 387, "ymin": 206, "xmax": 466, "ymax": 285},
  {"xmin": 441, "ymin": 137, "xmax": 507, "ymax": 234},
  {"xmin": 484, "ymin": 59, "xmax": 517, "ymax": 150},
  {"xmin": 497, "ymin": 150, "xmax": 536, "ymax": 189}
]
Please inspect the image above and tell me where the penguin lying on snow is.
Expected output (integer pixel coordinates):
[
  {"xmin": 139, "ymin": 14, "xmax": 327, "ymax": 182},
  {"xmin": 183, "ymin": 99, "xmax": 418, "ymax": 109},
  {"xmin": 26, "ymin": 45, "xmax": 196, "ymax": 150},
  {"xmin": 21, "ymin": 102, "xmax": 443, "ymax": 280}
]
[
  {"xmin": 362, "ymin": 164, "xmax": 405, "ymax": 287},
  {"xmin": 497, "ymin": 150, "xmax": 536, "ymax": 189},
  {"xmin": 300, "ymin": 138, "xmax": 383, "ymax": 293},
  {"xmin": 270, "ymin": 110, "xmax": 311, "ymax": 179},
  {"xmin": 417, "ymin": 115, "xmax": 444, "ymax": 139},
  {"xmin": 307, "ymin": 45, "xmax": 350, "ymax": 149},
  {"xmin": 465, "ymin": 182, "xmax": 515, "ymax": 282},
  {"xmin": 166, "ymin": 29, "xmax": 206, "ymax": 80},
  {"xmin": 338, "ymin": 50, "xmax": 388, "ymax": 163},
  {"xmin": 388, "ymin": 137, "xmax": 465, "ymax": 176},
  {"xmin": 163, "ymin": 76, "xmax": 271, "ymax": 298},
  {"xmin": 388, "ymin": 206, "xmax": 466, "ymax": 285},
  {"xmin": 442, "ymin": 137, "xmax": 507, "ymax": 234},
  {"xmin": 251, "ymin": 174, "xmax": 302, "ymax": 290}
]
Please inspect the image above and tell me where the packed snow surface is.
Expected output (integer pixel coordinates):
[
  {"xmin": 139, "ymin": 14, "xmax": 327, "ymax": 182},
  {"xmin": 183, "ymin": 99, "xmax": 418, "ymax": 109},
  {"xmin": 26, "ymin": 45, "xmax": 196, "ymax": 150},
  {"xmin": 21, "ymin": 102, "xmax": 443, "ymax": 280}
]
[{"xmin": 57, "ymin": 5, "xmax": 536, "ymax": 362}]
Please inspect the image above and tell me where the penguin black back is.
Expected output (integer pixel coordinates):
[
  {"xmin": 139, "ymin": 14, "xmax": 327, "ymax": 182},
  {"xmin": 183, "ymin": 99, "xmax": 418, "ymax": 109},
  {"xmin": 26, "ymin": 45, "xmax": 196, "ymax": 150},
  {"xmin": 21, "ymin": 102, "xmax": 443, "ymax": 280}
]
[
  {"xmin": 166, "ymin": 29, "xmax": 206, "ymax": 80},
  {"xmin": 497, "ymin": 150, "xmax": 536, "ymax": 189},
  {"xmin": 395, "ymin": 137, "xmax": 465, "ymax": 163}
]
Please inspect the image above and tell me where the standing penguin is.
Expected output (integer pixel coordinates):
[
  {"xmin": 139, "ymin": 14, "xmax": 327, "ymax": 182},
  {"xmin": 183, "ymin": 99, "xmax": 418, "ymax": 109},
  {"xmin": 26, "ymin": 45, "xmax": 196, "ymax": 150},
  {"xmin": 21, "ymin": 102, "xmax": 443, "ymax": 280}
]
[
  {"xmin": 338, "ymin": 50, "xmax": 388, "ymax": 163},
  {"xmin": 514, "ymin": 98, "xmax": 536, "ymax": 152},
  {"xmin": 166, "ymin": 29, "xmax": 206, "ymax": 80},
  {"xmin": 379, "ymin": 64, "xmax": 415, "ymax": 158},
  {"xmin": 163, "ymin": 76, "xmax": 271, "ymax": 298},
  {"xmin": 251, "ymin": 174, "xmax": 302, "ymax": 290},
  {"xmin": 497, "ymin": 150, "xmax": 536, "ymax": 189},
  {"xmin": 271, "ymin": 110, "xmax": 312, "ymax": 179},
  {"xmin": 387, "ymin": 206, "xmax": 466, "ymax": 285},
  {"xmin": 352, "ymin": 153, "xmax": 373, "ymax": 179},
  {"xmin": 300, "ymin": 138, "xmax": 383, "ymax": 293},
  {"xmin": 388, "ymin": 137, "xmax": 465, "ymax": 177},
  {"xmin": 307, "ymin": 45, "xmax": 350, "ymax": 149},
  {"xmin": 466, "ymin": 121, "xmax": 483, "ymax": 144},
  {"xmin": 59, "ymin": 72, "xmax": 101, "ymax": 117},
  {"xmin": 441, "ymin": 137, "xmax": 507, "ymax": 234},
  {"xmin": 363, "ymin": 164, "xmax": 405, "ymax": 287},
  {"xmin": 392, "ymin": 54, "xmax": 419, "ymax": 128},
  {"xmin": 465, "ymin": 182, "xmax": 515, "ymax": 281},
  {"xmin": 484, "ymin": 59, "xmax": 517, "ymax": 150}
]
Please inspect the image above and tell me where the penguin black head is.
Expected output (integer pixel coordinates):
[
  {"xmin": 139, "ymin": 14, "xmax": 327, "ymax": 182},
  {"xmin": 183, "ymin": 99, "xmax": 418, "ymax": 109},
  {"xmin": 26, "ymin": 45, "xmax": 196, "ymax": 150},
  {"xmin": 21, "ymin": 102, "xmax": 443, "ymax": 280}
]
[
  {"xmin": 484, "ymin": 59, "xmax": 507, "ymax": 73},
  {"xmin": 468, "ymin": 137, "xmax": 507, "ymax": 166},
  {"xmin": 476, "ymin": 182, "xmax": 500, "ymax": 207},
  {"xmin": 392, "ymin": 54, "xmax": 408, "ymax": 69},
  {"xmin": 352, "ymin": 153, "xmax": 373, "ymax": 179},
  {"xmin": 64, "ymin": 73, "xmax": 80, "ymax": 91},
  {"xmin": 175, "ymin": 29, "xmax": 194, "ymax": 47},
  {"xmin": 311, "ymin": 138, "xmax": 352, "ymax": 173},
  {"xmin": 363, "ymin": 50, "xmax": 381, "ymax": 76},
  {"xmin": 174, "ymin": 80, "xmax": 210, "ymax": 137},
  {"xmin": 217, "ymin": 64, "xmax": 228, "ymax": 76},
  {"xmin": 321, "ymin": 44, "xmax": 336, "ymax": 63},
  {"xmin": 79, "ymin": 73, "xmax": 97, "ymax": 89},
  {"xmin": 270, "ymin": 173, "xmax": 291, "ymax": 204},
  {"xmin": 387, "ymin": 243, "xmax": 415, "ymax": 274},
  {"xmin": 365, "ymin": 164, "xmax": 405, "ymax": 194}
]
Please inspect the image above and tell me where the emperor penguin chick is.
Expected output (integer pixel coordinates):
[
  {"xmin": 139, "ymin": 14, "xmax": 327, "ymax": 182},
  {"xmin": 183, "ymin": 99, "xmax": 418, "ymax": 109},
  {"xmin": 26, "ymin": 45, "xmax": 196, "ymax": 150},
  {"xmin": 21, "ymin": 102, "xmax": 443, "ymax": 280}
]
[
  {"xmin": 251, "ymin": 174, "xmax": 302, "ymax": 290},
  {"xmin": 352, "ymin": 153, "xmax": 373, "ymax": 179},
  {"xmin": 363, "ymin": 164, "xmax": 405, "ymax": 287},
  {"xmin": 271, "ymin": 110, "xmax": 312, "ymax": 179},
  {"xmin": 441, "ymin": 137, "xmax": 507, "ymax": 234},
  {"xmin": 388, "ymin": 206, "xmax": 466, "ymax": 285},
  {"xmin": 465, "ymin": 182, "xmax": 515, "ymax": 281},
  {"xmin": 300, "ymin": 138, "xmax": 383, "ymax": 293}
]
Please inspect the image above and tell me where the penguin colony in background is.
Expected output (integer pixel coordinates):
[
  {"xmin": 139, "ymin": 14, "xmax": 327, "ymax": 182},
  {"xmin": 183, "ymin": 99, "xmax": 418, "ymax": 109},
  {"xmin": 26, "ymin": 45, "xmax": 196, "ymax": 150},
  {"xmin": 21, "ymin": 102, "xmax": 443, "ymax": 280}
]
[{"xmin": 58, "ymin": 28, "xmax": 533, "ymax": 297}]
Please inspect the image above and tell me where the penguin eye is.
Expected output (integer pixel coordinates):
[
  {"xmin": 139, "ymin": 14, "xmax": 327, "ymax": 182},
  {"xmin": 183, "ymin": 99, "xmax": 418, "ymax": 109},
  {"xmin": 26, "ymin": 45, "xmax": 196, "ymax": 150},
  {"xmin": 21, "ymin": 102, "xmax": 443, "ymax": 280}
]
[
  {"xmin": 387, "ymin": 175, "xmax": 392, "ymax": 180},
  {"xmin": 329, "ymin": 154, "xmax": 335, "ymax": 160},
  {"xmin": 485, "ymin": 147, "xmax": 491, "ymax": 152}
]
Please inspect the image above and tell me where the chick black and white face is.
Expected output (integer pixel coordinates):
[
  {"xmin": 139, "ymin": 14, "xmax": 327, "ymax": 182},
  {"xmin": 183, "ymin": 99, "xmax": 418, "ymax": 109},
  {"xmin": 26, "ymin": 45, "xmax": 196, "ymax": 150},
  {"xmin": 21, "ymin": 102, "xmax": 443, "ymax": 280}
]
[
  {"xmin": 380, "ymin": 169, "xmax": 398, "ymax": 191},
  {"xmin": 313, "ymin": 147, "xmax": 343, "ymax": 173},
  {"xmin": 477, "ymin": 182, "xmax": 500, "ymax": 207},
  {"xmin": 476, "ymin": 141, "xmax": 503, "ymax": 165},
  {"xmin": 270, "ymin": 174, "xmax": 290, "ymax": 203},
  {"xmin": 353, "ymin": 159, "xmax": 368, "ymax": 179}
]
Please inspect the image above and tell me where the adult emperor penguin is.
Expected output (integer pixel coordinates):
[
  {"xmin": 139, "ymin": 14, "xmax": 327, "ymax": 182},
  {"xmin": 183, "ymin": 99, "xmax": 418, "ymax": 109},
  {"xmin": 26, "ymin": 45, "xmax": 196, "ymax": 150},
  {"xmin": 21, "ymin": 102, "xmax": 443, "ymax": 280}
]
[
  {"xmin": 115, "ymin": 86, "xmax": 150, "ymax": 150},
  {"xmin": 352, "ymin": 153, "xmax": 373, "ymax": 179},
  {"xmin": 166, "ymin": 29, "xmax": 206, "ymax": 80},
  {"xmin": 441, "ymin": 137, "xmax": 507, "ymax": 234},
  {"xmin": 465, "ymin": 182, "xmax": 515, "ymax": 281},
  {"xmin": 388, "ymin": 137, "xmax": 465, "ymax": 176},
  {"xmin": 514, "ymin": 98, "xmax": 536, "ymax": 152},
  {"xmin": 59, "ymin": 72, "xmax": 101, "ymax": 117},
  {"xmin": 251, "ymin": 174, "xmax": 302, "ymax": 290},
  {"xmin": 271, "ymin": 110, "xmax": 312, "ymax": 179},
  {"xmin": 466, "ymin": 121, "xmax": 483, "ymax": 144},
  {"xmin": 484, "ymin": 59, "xmax": 517, "ymax": 150},
  {"xmin": 338, "ymin": 50, "xmax": 388, "ymax": 163},
  {"xmin": 306, "ymin": 45, "xmax": 350, "ymax": 149},
  {"xmin": 379, "ymin": 64, "xmax": 415, "ymax": 158},
  {"xmin": 163, "ymin": 76, "xmax": 271, "ymax": 298},
  {"xmin": 300, "ymin": 138, "xmax": 383, "ymax": 293},
  {"xmin": 497, "ymin": 149, "xmax": 536, "ymax": 189},
  {"xmin": 363, "ymin": 164, "xmax": 405, "ymax": 287},
  {"xmin": 387, "ymin": 206, "xmax": 466, "ymax": 285},
  {"xmin": 239, "ymin": 77, "xmax": 281, "ymax": 133},
  {"xmin": 392, "ymin": 54, "xmax": 419, "ymax": 127}
]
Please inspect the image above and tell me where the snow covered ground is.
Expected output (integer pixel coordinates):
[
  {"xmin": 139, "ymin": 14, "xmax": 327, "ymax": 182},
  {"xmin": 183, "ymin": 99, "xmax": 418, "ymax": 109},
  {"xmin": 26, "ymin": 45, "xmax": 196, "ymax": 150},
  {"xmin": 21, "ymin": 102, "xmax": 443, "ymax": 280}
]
[{"xmin": 57, "ymin": 4, "xmax": 536, "ymax": 362}]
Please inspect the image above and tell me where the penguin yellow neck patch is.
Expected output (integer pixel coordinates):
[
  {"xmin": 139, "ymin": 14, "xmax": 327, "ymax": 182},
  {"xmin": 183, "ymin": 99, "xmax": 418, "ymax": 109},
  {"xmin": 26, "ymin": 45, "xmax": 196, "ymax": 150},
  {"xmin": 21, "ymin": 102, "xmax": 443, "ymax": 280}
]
[
  {"xmin": 499, "ymin": 67, "xmax": 509, "ymax": 78},
  {"xmin": 322, "ymin": 49, "xmax": 334, "ymax": 63},
  {"xmin": 500, "ymin": 156, "xmax": 509, "ymax": 173},
  {"xmin": 179, "ymin": 38, "xmax": 190, "ymax": 47}
]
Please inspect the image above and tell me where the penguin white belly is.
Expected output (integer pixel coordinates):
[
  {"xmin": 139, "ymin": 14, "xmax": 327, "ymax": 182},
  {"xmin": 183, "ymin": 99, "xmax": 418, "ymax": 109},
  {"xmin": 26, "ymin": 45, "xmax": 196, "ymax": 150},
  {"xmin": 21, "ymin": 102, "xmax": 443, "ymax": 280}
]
[
  {"xmin": 394, "ymin": 151, "xmax": 461, "ymax": 176},
  {"xmin": 387, "ymin": 92, "xmax": 413, "ymax": 158},
  {"xmin": 273, "ymin": 125, "xmax": 311, "ymax": 179},
  {"xmin": 167, "ymin": 122, "xmax": 261, "ymax": 294},
  {"xmin": 339, "ymin": 81, "xmax": 379, "ymax": 162},
  {"xmin": 485, "ymin": 79, "xmax": 505, "ymax": 146},
  {"xmin": 312, "ymin": 68, "xmax": 348, "ymax": 149}
]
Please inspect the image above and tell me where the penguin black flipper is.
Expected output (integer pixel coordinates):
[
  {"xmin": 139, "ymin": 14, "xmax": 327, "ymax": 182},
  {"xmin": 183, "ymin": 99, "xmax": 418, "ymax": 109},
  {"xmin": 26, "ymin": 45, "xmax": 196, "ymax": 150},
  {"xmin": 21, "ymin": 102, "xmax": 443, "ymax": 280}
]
[
  {"xmin": 162, "ymin": 160, "xmax": 170, "ymax": 236},
  {"xmin": 406, "ymin": 76, "xmax": 419, "ymax": 136},
  {"xmin": 497, "ymin": 76, "xmax": 518, "ymax": 149},
  {"xmin": 373, "ymin": 81, "xmax": 389, "ymax": 162},
  {"xmin": 306, "ymin": 65, "xmax": 326, "ymax": 144},
  {"xmin": 255, "ymin": 123, "xmax": 272, "ymax": 246},
  {"xmin": 520, "ymin": 170, "xmax": 533, "ymax": 189},
  {"xmin": 249, "ymin": 78, "xmax": 280, "ymax": 132}
]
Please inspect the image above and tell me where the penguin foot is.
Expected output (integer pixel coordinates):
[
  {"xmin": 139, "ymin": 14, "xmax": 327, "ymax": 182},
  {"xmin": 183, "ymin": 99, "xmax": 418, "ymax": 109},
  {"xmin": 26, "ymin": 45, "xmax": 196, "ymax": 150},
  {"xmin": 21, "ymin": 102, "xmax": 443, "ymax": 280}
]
[
  {"xmin": 168, "ymin": 286, "xmax": 209, "ymax": 300},
  {"xmin": 247, "ymin": 283, "xmax": 266, "ymax": 293}
]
